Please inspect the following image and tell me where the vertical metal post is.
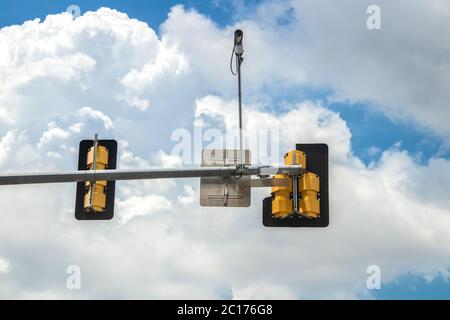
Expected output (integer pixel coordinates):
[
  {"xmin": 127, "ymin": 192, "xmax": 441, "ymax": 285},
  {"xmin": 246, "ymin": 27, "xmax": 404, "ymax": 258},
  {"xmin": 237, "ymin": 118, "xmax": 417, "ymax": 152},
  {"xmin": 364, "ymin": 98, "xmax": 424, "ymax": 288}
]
[
  {"xmin": 232, "ymin": 29, "xmax": 245, "ymax": 171},
  {"xmin": 88, "ymin": 133, "xmax": 98, "ymax": 211},
  {"xmin": 237, "ymin": 54, "xmax": 244, "ymax": 169},
  {"xmin": 292, "ymin": 175, "xmax": 299, "ymax": 214}
]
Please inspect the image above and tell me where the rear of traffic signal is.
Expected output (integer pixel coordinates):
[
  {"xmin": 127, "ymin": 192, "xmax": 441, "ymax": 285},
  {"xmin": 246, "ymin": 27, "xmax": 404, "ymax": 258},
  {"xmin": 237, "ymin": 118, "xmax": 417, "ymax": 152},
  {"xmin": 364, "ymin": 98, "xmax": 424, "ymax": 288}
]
[
  {"xmin": 263, "ymin": 143, "xmax": 328, "ymax": 227},
  {"xmin": 74, "ymin": 139, "xmax": 117, "ymax": 220}
]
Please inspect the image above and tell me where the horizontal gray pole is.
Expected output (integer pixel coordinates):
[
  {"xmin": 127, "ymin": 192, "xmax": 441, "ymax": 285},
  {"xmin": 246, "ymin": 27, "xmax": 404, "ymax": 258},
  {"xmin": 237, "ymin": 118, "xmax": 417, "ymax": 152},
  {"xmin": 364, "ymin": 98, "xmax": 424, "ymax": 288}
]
[{"xmin": 0, "ymin": 165, "xmax": 302, "ymax": 186}]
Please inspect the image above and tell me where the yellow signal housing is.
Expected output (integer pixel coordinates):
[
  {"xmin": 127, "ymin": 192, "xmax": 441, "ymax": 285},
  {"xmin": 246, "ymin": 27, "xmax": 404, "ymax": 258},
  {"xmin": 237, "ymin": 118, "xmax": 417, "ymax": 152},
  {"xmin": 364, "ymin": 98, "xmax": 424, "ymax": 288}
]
[
  {"xmin": 86, "ymin": 145, "xmax": 109, "ymax": 170},
  {"xmin": 271, "ymin": 174, "xmax": 292, "ymax": 218},
  {"xmin": 284, "ymin": 150, "xmax": 306, "ymax": 168},
  {"xmin": 299, "ymin": 172, "xmax": 320, "ymax": 218},
  {"xmin": 84, "ymin": 183, "xmax": 107, "ymax": 212},
  {"xmin": 271, "ymin": 150, "xmax": 306, "ymax": 219},
  {"xmin": 84, "ymin": 145, "xmax": 109, "ymax": 213}
]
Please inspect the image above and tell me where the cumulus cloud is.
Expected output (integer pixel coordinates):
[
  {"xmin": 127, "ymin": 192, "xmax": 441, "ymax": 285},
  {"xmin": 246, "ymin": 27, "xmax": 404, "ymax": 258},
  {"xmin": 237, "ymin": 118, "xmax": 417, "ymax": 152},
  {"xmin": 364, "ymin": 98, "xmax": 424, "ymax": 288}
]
[
  {"xmin": 162, "ymin": 1, "xmax": 450, "ymax": 136},
  {"xmin": 192, "ymin": 96, "xmax": 450, "ymax": 298},
  {"xmin": 0, "ymin": 108, "xmax": 15, "ymax": 125},
  {"xmin": 0, "ymin": 4, "xmax": 449, "ymax": 299},
  {"xmin": 232, "ymin": 284, "xmax": 297, "ymax": 300},
  {"xmin": 77, "ymin": 106, "xmax": 114, "ymax": 130},
  {"xmin": 177, "ymin": 185, "xmax": 196, "ymax": 206},
  {"xmin": 0, "ymin": 131, "xmax": 16, "ymax": 166},
  {"xmin": 195, "ymin": 95, "xmax": 352, "ymax": 165},
  {"xmin": 37, "ymin": 121, "xmax": 71, "ymax": 149},
  {"xmin": 0, "ymin": 256, "xmax": 10, "ymax": 273},
  {"xmin": 289, "ymin": 0, "xmax": 450, "ymax": 135},
  {"xmin": 156, "ymin": 150, "xmax": 184, "ymax": 168},
  {"xmin": 117, "ymin": 194, "xmax": 173, "ymax": 223}
]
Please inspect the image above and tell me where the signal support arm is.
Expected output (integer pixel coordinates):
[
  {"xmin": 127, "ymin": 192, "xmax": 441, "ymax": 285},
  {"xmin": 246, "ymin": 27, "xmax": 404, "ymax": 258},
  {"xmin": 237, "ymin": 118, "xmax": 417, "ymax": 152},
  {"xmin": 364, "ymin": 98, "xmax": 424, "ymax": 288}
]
[{"xmin": 0, "ymin": 165, "xmax": 302, "ymax": 186}]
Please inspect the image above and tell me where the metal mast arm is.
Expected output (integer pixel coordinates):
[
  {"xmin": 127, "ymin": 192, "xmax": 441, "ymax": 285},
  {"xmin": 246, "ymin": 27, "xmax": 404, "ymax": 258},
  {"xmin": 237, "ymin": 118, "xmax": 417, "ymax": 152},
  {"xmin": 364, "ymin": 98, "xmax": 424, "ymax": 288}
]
[{"xmin": 0, "ymin": 165, "xmax": 302, "ymax": 186}]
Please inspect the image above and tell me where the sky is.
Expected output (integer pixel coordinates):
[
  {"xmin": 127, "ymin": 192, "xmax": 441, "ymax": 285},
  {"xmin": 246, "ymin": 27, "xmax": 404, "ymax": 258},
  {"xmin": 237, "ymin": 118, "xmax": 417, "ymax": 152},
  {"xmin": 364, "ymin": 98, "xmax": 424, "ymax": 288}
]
[{"xmin": 0, "ymin": 0, "xmax": 449, "ymax": 299}]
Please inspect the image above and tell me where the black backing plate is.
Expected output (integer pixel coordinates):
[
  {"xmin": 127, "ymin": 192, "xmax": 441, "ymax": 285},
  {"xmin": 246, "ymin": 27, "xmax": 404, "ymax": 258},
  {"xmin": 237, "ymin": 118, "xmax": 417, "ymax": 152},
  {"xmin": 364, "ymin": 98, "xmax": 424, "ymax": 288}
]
[
  {"xmin": 263, "ymin": 143, "xmax": 329, "ymax": 227},
  {"xmin": 74, "ymin": 140, "xmax": 117, "ymax": 220}
]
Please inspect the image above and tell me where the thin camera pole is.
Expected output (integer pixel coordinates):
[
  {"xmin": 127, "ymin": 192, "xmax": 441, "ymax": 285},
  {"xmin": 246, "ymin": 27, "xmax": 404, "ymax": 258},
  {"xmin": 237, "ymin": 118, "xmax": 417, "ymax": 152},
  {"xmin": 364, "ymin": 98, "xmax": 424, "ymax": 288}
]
[
  {"xmin": 232, "ymin": 30, "xmax": 245, "ymax": 170},
  {"xmin": 237, "ymin": 52, "xmax": 244, "ymax": 169}
]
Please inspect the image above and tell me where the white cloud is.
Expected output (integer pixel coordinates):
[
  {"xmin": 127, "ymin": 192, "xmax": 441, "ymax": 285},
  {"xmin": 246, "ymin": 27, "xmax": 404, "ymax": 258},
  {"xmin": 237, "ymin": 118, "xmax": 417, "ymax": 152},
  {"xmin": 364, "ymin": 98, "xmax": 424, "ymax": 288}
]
[
  {"xmin": 46, "ymin": 151, "xmax": 62, "ymax": 159},
  {"xmin": 195, "ymin": 95, "xmax": 352, "ymax": 164},
  {"xmin": 232, "ymin": 284, "xmax": 297, "ymax": 300},
  {"xmin": 0, "ymin": 131, "xmax": 16, "ymax": 166},
  {"xmin": 0, "ymin": 5, "xmax": 449, "ymax": 299},
  {"xmin": 114, "ymin": 94, "xmax": 150, "ymax": 111},
  {"xmin": 120, "ymin": 44, "xmax": 189, "ymax": 92},
  {"xmin": 77, "ymin": 106, "xmax": 114, "ymax": 130},
  {"xmin": 117, "ymin": 194, "xmax": 173, "ymax": 223},
  {"xmin": 156, "ymin": 150, "xmax": 183, "ymax": 168},
  {"xmin": 0, "ymin": 108, "xmax": 15, "ymax": 125},
  {"xmin": 162, "ymin": 1, "xmax": 450, "ymax": 136},
  {"xmin": 177, "ymin": 185, "xmax": 196, "ymax": 206},
  {"xmin": 190, "ymin": 96, "xmax": 450, "ymax": 299},
  {"xmin": 289, "ymin": 0, "xmax": 450, "ymax": 135},
  {"xmin": 367, "ymin": 146, "xmax": 381, "ymax": 157},
  {"xmin": 119, "ymin": 140, "xmax": 151, "ymax": 169},
  {"xmin": 37, "ymin": 121, "xmax": 71, "ymax": 149},
  {"xmin": 0, "ymin": 256, "xmax": 10, "ymax": 273},
  {"xmin": 115, "ymin": 39, "xmax": 189, "ymax": 111},
  {"xmin": 69, "ymin": 122, "xmax": 84, "ymax": 133}
]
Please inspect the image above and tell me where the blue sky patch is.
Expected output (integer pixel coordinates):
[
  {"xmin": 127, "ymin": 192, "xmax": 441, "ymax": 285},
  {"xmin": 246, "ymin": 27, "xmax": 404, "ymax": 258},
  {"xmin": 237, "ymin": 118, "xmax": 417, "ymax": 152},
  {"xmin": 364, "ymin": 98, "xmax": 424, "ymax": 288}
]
[{"xmin": 373, "ymin": 270, "xmax": 450, "ymax": 299}]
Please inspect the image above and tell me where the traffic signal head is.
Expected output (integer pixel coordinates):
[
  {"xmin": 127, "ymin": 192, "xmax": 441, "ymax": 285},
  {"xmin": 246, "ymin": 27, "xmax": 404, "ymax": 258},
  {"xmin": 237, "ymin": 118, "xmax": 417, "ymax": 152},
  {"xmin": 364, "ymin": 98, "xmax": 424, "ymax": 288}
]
[
  {"xmin": 263, "ymin": 143, "xmax": 329, "ymax": 227},
  {"xmin": 75, "ymin": 139, "xmax": 117, "ymax": 220},
  {"xmin": 271, "ymin": 174, "xmax": 292, "ymax": 218}
]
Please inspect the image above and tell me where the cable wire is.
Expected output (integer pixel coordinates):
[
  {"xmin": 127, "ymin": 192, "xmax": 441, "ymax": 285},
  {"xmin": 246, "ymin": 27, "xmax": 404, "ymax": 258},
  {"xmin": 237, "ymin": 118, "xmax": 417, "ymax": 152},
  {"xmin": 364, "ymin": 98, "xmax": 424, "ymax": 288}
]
[{"xmin": 230, "ymin": 43, "xmax": 237, "ymax": 76}]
